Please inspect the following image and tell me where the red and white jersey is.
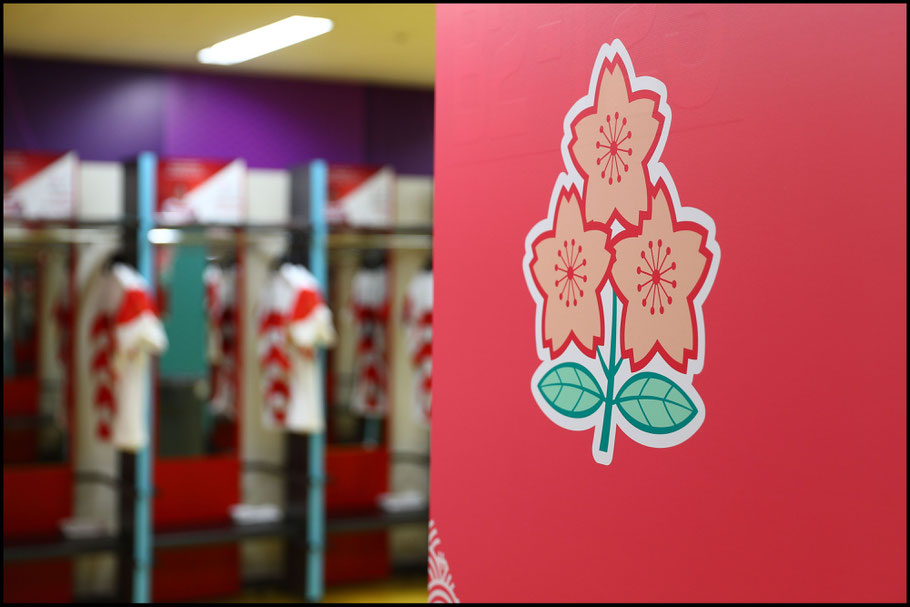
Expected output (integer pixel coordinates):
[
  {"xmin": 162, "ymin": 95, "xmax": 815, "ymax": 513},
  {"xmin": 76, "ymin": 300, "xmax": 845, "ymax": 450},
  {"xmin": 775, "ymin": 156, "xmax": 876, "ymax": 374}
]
[
  {"xmin": 257, "ymin": 263, "xmax": 336, "ymax": 434},
  {"xmin": 203, "ymin": 264, "xmax": 237, "ymax": 418},
  {"xmin": 76, "ymin": 262, "xmax": 167, "ymax": 455},
  {"xmin": 403, "ymin": 270, "xmax": 433, "ymax": 425},
  {"xmin": 73, "ymin": 251, "xmax": 167, "ymax": 578},
  {"xmin": 350, "ymin": 267, "xmax": 390, "ymax": 418}
]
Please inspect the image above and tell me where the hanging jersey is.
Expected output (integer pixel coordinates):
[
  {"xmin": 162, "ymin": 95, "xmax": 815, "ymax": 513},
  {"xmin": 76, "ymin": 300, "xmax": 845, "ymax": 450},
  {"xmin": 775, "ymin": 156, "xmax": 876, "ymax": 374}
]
[
  {"xmin": 110, "ymin": 263, "xmax": 168, "ymax": 448},
  {"xmin": 203, "ymin": 264, "xmax": 237, "ymax": 418},
  {"xmin": 350, "ymin": 267, "xmax": 390, "ymax": 418},
  {"xmin": 77, "ymin": 262, "xmax": 167, "ymax": 455},
  {"xmin": 403, "ymin": 270, "xmax": 433, "ymax": 426},
  {"xmin": 257, "ymin": 263, "xmax": 336, "ymax": 434},
  {"xmin": 72, "ymin": 253, "xmax": 167, "ymax": 596}
]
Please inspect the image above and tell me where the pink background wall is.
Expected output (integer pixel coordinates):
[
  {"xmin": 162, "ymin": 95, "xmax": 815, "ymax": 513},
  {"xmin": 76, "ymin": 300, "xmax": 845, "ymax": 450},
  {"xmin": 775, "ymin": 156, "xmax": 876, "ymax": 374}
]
[{"xmin": 432, "ymin": 4, "xmax": 906, "ymax": 602}]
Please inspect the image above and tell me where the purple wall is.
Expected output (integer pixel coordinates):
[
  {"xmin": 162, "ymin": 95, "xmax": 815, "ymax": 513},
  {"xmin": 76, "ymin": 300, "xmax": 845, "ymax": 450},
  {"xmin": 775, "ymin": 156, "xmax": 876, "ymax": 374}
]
[
  {"xmin": 3, "ymin": 57, "xmax": 166, "ymax": 159},
  {"xmin": 365, "ymin": 87, "xmax": 435, "ymax": 176},
  {"xmin": 161, "ymin": 70, "xmax": 367, "ymax": 167},
  {"xmin": 3, "ymin": 55, "xmax": 433, "ymax": 174}
]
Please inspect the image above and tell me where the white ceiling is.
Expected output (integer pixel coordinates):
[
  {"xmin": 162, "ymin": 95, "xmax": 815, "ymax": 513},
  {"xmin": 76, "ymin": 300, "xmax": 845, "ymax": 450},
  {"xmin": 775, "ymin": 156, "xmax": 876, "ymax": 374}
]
[{"xmin": 2, "ymin": 3, "xmax": 436, "ymax": 89}]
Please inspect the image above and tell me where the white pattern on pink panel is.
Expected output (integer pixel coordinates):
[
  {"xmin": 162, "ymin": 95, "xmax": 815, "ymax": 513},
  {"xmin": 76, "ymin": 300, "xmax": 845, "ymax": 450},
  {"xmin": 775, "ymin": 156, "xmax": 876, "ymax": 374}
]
[{"xmin": 428, "ymin": 520, "xmax": 460, "ymax": 603}]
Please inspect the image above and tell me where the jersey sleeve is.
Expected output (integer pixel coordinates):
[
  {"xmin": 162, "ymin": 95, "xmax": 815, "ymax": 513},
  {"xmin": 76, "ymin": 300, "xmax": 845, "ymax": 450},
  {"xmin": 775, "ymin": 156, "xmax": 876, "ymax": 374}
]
[
  {"xmin": 111, "ymin": 264, "xmax": 168, "ymax": 359},
  {"xmin": 287, "ymin": 286, "xmax": 337, "ymax": 348}
]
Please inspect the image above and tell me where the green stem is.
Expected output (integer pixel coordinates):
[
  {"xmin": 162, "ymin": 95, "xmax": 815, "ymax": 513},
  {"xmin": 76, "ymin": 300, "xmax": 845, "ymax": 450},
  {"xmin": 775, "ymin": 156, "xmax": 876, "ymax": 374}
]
[
  {"xmin": 596, "ymin": 348, "xmax": 611, "ymax": 384},
  {"xmin": 599, "ymin": 290, "xmax": 619, "ymax": 453}
]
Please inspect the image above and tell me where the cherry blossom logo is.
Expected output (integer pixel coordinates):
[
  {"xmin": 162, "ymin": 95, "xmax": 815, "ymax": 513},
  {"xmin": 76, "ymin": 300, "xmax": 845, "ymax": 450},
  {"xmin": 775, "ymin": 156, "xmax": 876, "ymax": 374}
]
[
  {"xmin": 523, "ymin": 40, "xmax": 720, "ymax": 465},
  {"xmin": 596, "ymin": 112, "xmax": 632, "ymax": 185},
  {"xmin": 637, "ymin": 239, "xmax": 674, "ymax": 315}
]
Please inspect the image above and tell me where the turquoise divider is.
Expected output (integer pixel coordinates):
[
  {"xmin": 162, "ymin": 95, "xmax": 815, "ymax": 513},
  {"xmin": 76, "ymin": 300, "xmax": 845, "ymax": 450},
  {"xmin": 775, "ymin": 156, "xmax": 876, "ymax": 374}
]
[
  {"xmin": 134, "ymin": 151, "xmax": 156, "ymax": 603},
  {"xmin": 306, "ymin": 160, "xmax": 328, "ymax": 601},
  {"xmin": 157, "ymin": 245, "xmax": 207, "ymax": 378}
]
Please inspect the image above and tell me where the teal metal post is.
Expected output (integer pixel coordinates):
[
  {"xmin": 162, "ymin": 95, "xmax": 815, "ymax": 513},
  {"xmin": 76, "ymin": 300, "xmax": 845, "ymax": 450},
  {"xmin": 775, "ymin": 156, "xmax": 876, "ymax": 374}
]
[
  {"xmin": 133, "ymin": 152, "xmax": 156, "ymax": 603},
  {"xmin": 306, "ymin": 160, "xmax": 328, "ymax": 601}
]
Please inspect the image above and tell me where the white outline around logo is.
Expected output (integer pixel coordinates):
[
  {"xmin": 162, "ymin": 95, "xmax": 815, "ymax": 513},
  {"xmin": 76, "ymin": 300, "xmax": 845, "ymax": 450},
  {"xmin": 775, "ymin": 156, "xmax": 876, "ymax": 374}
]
[{"xmin": 521, "ymin": 39, "xmax": 721, "ymax": 466}]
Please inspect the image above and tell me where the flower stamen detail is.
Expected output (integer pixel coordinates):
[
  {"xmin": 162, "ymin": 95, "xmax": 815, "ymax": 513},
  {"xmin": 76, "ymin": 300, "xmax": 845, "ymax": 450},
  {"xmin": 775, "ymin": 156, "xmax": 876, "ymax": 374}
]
[
  {"xmin": 636, "ymin": 238, "xmax": 676, "ymax": 315},
  {"xmin": 555, "ymin": 238, "xmax": 588, "ymax": 307},
  {"xmin": 596, "ymin": 111, "xmax": 633, "ymax": 185}
]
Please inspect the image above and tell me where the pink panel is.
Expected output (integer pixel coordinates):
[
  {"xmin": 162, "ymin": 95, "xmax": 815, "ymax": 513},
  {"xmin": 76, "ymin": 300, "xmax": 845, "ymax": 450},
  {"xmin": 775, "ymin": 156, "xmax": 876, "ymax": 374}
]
[{"xmin": 433, "ymin": 4, "xmax": 906, "ymax": 602}]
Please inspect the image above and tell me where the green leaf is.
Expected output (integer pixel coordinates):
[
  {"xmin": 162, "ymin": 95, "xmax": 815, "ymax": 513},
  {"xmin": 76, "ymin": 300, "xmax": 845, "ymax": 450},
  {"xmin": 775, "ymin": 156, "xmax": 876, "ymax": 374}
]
[
  {"xmin": 614, "ymin": 372, "xmax": 697, "ymax": 434},
  {"xmin": 537, "ymin": 363, "xmax": 605, "ymax": 418}
]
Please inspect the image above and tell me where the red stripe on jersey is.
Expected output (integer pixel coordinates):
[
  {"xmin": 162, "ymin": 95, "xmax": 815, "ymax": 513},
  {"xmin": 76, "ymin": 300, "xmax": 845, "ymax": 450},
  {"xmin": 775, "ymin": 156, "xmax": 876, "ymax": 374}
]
[
  {"xmin": 91, "ymin": 350, "xmax": 110, "ymax": 372},
  {"xmin": 353, "ymin": 304, "xmax": 388, "ymax": 322},
  {"xmin": 261, "ymin": 346, "xmax": 291, "ymax": 371},
  {"xmin": 95, "ymin": 385, "xmax": 115, "ymax": 410},
  {"xmin": 363, "ymin": 365, "xmax": 380, "ymax": 382},
  {"xmin": 376, "ymin": 303, "xmax": 390, "ymax": 321},
  {"xmin": 91, "ymin": 314, "xmax": 111, "ymax": 338},
  {"xmin": 116, "ymin": 288, "xmax": 156, "ymax": 325},
  {"xmin": 258, "ymin": 312, "xmax": 285, "ymax": 333},
  {"xmin": 357, "ymin": 336, "xmax": 374, "ymax": 353},
  {"xmin": 266, "ymin": 380, "xmax": 290, "ymax": 400},
  {"xmin": 412, "ymin": 342, "xmax": 432, "ymax": 365},
  {"xmin": 290, "ymin": 289, "xmax": 321, "ymax": 322},
  {"xmin": 97, "ymin": 422, "xmax": 111, "ymax": 440}
]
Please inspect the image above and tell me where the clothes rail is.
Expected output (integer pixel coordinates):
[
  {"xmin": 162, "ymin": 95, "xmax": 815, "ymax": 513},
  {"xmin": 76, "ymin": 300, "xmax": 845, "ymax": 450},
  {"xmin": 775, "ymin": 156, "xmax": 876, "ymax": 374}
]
[
  {"xmin": 147, "ymin": 222, "xmax": 310, "ymax": 246},
  {"xmin": 327, "ymin": 232, "xmax": 432, "ymax": 250},
  {"xmin": 3, "ymin": 225, "xmax": 121, "ymax": 246},
  {"xmin": 325, "ymin": 225, "xmax": 433, "ymax": 251}
]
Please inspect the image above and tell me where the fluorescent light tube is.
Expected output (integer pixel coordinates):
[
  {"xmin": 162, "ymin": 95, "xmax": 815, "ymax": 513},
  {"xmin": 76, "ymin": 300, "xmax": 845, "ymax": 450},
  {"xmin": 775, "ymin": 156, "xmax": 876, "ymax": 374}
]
[{"xmin": 197, "ymin": 15, "xmax": 333, "ymax": 65}]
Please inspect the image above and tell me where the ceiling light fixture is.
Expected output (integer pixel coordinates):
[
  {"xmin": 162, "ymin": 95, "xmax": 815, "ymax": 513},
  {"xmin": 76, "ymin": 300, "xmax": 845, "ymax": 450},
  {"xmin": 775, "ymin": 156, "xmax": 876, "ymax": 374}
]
[{"xmin": 197, "ymin": 15, "xmax": 333, "ymax": 65}]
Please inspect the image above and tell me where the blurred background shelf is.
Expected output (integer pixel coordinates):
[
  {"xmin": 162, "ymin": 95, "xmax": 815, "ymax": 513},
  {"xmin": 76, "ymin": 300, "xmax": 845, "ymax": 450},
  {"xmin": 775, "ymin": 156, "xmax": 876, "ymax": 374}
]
[
  {"xmin": 326, "ymin": 507, "xmax": 429, "ymax": 534},
  {"xmin": 153, "ymin": 521, "xmax": 297, "ymax": 550},
  {"xmin": 3, "ymin": 535, "xmax": 120, "ymax": 563}
]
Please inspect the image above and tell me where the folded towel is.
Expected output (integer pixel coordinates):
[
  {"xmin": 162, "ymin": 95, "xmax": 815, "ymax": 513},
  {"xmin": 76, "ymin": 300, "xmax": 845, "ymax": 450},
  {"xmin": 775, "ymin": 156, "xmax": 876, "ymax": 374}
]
[
  {"xmin": 230, "ymin": 503, "xmax": 283, "ymax": 525},
  {"xmin": 59, "ymin": 517, "xmax": 112, "ymax": 539},
  {"xmin": 377, "ymin": 490, "xmax": 427, "ymax": 513}
]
